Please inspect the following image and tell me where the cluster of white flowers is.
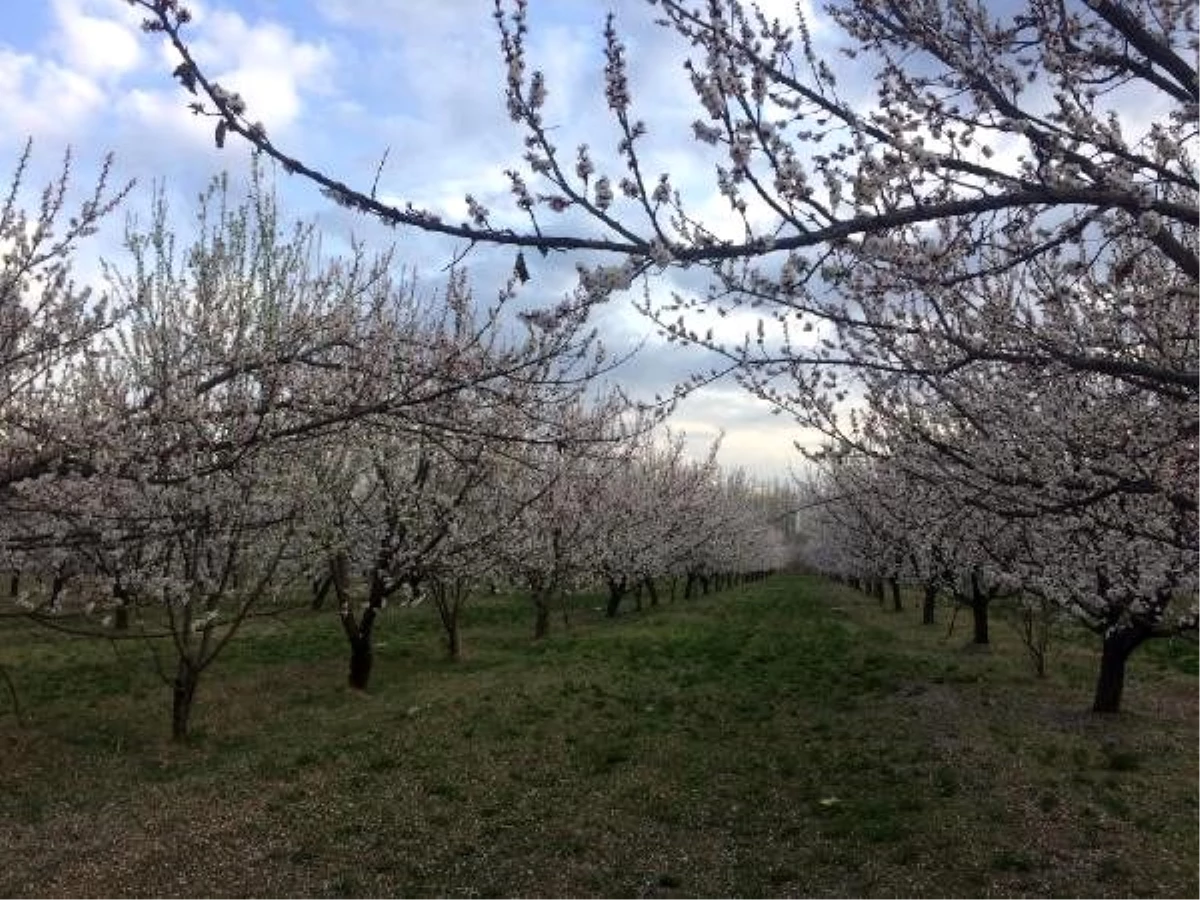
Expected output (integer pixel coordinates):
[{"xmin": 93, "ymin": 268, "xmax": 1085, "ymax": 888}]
[
  {"xmin": 692, "ymin": 120, "xmax": 723, "ymax": 145},
  {"xmin": 689, "ymin": 67, "xmax": 726, "ymax": 120},
  {"xmin": 651, "ymin": 175, "xmax": 672, "ymax": 205},
  {"xmin": 647, "ymin": 239, "xmax": 675, "ymax": 266},
  {"xmin": 576, "ymin": 145, "xmax": 594, "ymax": 182},
  {"xmin": 730, "ymin": 133, "xmax": 754, "ymax": 171},
  {"xmin": 528, "ymin": 70, "xmax": 547, "ymax": 110},
  {"xmin": 464, "ymin": 194, "xmax": 490, "ymax": 227},
  {"xmin": 576, "ymin": 261, "xmax": 637, "ymax": 300},
  {"xmin": 594, "ymin": 176, "xmax": 614, "ymax": 211},
  {"xmin": 208, "ymin": 83, "xmax": 246, "ymax": 116}
]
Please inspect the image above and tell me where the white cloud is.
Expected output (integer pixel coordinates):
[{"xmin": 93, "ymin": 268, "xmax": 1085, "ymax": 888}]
[
  {"xmin": 115, "ymin": 86, "xmax": 216, "ymax": 149},
  {"xmin": 51, "ymin": 0, "xmax": 145, "ymax": 80},
  {"xmin": 187, "ymin": 9, "xmax": 334, "ymax": 133},
  {"xmin": 0, "ymin": 49, "xmax": 106, "ymax": 139},
  {"xmin": 670, "ymin": 385, "xmax": 819, "ymax": 477}
]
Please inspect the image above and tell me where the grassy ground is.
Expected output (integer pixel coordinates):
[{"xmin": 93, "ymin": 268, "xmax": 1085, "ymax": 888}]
[{"xmin": 0, "ymin": 575, "xmax": 1195, "ymax": 898}]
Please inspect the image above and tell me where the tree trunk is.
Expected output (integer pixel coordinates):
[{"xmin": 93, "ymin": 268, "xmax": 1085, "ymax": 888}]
[
  {"xmin": 533, "ymin": 593, "xmax": 551, "ymax": 640},
  {"xmin": 605, "ymin": 580, "xmax": 625, "ymax": 618},
  {"xmin": 50, "ymin": 572, "xmax": 68, "ymax": 612},
  {"xmin": 890, "ymin": 577, "xmax": 902, "ymax": 612},
  {"xmin": 445, "ymin": 610, "xmax": 463, "ymax": 661},
  {"xmin": 311, "ymin": 571, "xmax": 333, "ymax": 610},
  {"xmin": 171, "ymin": 660, "xmax": 200, "ymax": 741},
  {"xmin": 348, "ymin": 633, "xmax": 373, "ymax": 690},
  {"xmin": 330, "ymin": 553, "xmax": 381, "ymax": 690},
  {"xmin": 1092, "ymin": 628, "xmax": 1147, "ymax": 713},
  {"xmin": 970, "ymin": 600, "xmax": 989, "ymax": 645},
  {"xmin": 922, "ymin": 583, "xmax": 937, "ymax": 625},
  {"xmin": 605, "ymin": 595, "xmax": 619, "ymax": 617},
  {"xmin": 970, "ymin": 571, "xmax": 990, "ymax": 645},
  {"xmin": 341, "ymin": 597, "xmax": 380, "ymax": 690},
  {"xmin": 107, "ymin": 580, "xmax": 134, "ymax": 631},
  {"xmin": 644, "ymin": 577, "xmax": 659, "ymax": 607}
]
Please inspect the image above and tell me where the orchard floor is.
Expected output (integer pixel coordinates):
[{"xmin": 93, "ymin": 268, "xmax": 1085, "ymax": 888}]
[{"xmin": 0, "ymin": 575, "xmax": 1196, "ymax": 898}]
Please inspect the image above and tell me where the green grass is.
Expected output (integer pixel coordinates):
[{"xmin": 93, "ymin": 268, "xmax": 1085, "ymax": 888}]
[{"xmin": 0, "ymin": 575, "xmax": 1195, "ymax": 897}]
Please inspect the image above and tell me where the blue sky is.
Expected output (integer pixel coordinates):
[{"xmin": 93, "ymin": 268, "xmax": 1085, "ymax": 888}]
[{"xmin": 1, "ymin": 0, "xmax": 827, "ymax": 478}]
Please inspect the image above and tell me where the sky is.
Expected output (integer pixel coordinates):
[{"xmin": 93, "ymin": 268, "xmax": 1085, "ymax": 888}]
[{"xmin": 1, "ymin": 0, "xmax": 833, "ymax": 480}]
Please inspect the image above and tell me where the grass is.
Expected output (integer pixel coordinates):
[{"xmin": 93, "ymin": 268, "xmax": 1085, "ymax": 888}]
[{"xmin": 0, "ymin": 575, "xmax": 1195, "ymax": 897}]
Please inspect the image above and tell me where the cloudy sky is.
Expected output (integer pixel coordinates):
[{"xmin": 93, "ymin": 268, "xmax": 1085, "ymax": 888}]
[{"xmin": 2, "ymin": 0, "xmax": 833, "ymax": 479}]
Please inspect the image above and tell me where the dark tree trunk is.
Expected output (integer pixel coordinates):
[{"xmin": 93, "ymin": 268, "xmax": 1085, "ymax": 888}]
[
  {"xmin": 50, "ymin": 572, "xmax": 68, "ymax": 612},
  {"xmin": 311, "ymin": 572, "xmax": 333, "ymax": 610},
  {"xmin": 348, "ymin": 632, "xmax": 373, "ymax": 690},
  {"xmin": 430, "ymin": 579, "xmax": 467, "ymax": 662},
  {"xmin": 922, "ymin": 583, "xmax": 937, "ymax": 625},
  {"xmin": 533, "ymin": 595, "xmax": 551, "ymax": 640},
  {"xmin": 644, "ymin": 577, "xmax": 659, "ymax": 607},
  {"xmin": 330, "ymin": 553, "xmax": 383, "ymax": 690},
  {"xmin": 605, "ymin": 577, "xmax": 626, "ymax": 618},
  {"xmin": 890, "ymin": 577, "xmax": 902, "ymax": 612},
  {"xmin": 171, "ymin": 661, "xmax": 200, "ymax": 741},
  {"xmin": 445, "ymin": 611, "xmax": 463, "ymax": 661},
  {"xmin": 970, "ymin": 571, "xmax": 990, "ymax": 645},
  {"xmin": 110, "ymin": 583, "xmax": 132, "ymax": 631},
  {"xmin": 970, "ymin": 600, "xmax": 989, "ymax": 645},
  {"xmin": 1092, "ymin": 628, "xmax": 1147, "ymax": 713},
  {"xmin": 8, "ymin": 571, "xmax": 18, "ymax": 598}
]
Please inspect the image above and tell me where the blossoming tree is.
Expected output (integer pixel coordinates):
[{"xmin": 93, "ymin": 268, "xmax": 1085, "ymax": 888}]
[{"xmin": 125, "ymin": 0, "xmax": 1197, "ymax": 715}]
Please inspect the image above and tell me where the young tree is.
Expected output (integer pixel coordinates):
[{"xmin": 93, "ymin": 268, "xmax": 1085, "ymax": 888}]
[
  {"xmin": 300, "ymin": 265, "xmax": 635, "ymax": 681},
  {"xmin": 495, "ymin": 394, "xmax": 641, "ymax": 639},
  {"xmin": 8, "ymin": 174, "xmax": 333, "ymax": 738}
]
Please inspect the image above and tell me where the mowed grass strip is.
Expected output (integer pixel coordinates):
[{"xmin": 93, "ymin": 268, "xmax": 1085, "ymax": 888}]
[{"xmin": 0, "ymin": 576, "xmax": 1195, "ymax": 898}]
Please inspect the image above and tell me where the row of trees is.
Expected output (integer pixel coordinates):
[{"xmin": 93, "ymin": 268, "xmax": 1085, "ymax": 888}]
[
  {"xmin": 0, "ymin": 150, "xmax": 791, "ymax": 739},
  {"xmin": 795, "ymin": 345, "xmax": 1195, "ymax": 712},
  {"xmin": 122, "ymin": 0, "xmax": 1197, "ymax": 714}
]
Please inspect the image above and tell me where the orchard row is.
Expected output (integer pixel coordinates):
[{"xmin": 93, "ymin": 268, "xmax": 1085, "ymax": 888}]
[{"xmin": 0, "ymin": 159, "xmax": 792, "ymax": 739}]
